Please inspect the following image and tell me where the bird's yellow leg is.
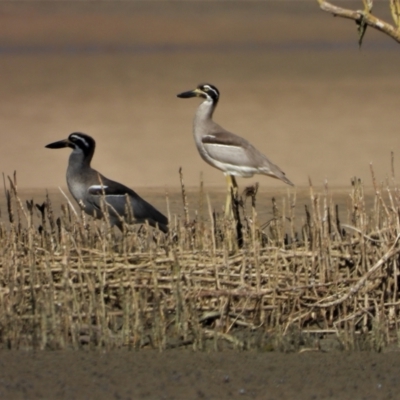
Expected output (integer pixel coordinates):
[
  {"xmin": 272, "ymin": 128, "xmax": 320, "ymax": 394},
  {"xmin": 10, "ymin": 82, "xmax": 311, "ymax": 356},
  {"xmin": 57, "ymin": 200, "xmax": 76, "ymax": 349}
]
[{"xmin": 225, "ymin": 175, "xmax": 238, "ymax": 217}]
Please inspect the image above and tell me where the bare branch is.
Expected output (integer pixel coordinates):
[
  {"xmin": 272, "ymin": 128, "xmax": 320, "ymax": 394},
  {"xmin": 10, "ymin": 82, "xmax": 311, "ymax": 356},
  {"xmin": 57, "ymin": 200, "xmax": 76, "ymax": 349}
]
[
  {"xmin": 317, "ymin": 0, "xmax": 400, "ymax": 44},
  {"xmin": 390, "ymin": 0, "xmax": 400, "ymax": 27}
]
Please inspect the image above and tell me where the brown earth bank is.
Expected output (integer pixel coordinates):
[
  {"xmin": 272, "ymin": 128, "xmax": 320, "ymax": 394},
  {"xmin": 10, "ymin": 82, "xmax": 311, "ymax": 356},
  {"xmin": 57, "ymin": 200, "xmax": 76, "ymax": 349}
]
[{"xmin": 0, "ymin": 350, "xmax": 399, "ymax": 400}]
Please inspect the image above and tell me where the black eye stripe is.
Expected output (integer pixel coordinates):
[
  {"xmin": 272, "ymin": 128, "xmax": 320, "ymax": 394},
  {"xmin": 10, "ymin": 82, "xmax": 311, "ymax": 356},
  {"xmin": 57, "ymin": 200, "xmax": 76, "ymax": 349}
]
[
  {"xmin": 200, "ymin": 84, "xmax": 219, "ymax": 101},
  {"xmin": 203, "ymin": 85, "xmax": 213, "ymax": 91},
  {"xmin": 71, "ymin": 135, "xmax": 90, "ymax": 148}
]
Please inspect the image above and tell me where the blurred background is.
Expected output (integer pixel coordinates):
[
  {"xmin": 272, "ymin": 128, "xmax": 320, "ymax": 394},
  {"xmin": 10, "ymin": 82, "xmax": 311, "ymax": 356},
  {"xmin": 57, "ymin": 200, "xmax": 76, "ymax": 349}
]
[{"xmin": 0, "ymin": 1, "xmax": 399, "ymax": 194}]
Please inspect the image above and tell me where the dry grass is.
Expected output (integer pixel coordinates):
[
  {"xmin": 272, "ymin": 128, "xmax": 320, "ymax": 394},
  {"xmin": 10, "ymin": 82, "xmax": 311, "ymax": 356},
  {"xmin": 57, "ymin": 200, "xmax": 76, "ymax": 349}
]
[{"xmin": 1, "ymin": 167, "xmax": 400, "ymax": 352}]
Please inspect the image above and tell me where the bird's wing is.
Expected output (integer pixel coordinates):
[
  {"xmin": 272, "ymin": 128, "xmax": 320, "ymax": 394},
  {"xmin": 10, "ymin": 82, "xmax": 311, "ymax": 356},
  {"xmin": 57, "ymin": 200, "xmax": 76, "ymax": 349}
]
[
  {"xmin": 201, "ymin": 130, "xmax": 261, "ymax": 168},
  {"xmin": 202, "ymin": 129, "xmax": 294, "ymax": 186},
  {"xmin": 86, "ymin": 177, "xmax": 168, "ymax": 228}
]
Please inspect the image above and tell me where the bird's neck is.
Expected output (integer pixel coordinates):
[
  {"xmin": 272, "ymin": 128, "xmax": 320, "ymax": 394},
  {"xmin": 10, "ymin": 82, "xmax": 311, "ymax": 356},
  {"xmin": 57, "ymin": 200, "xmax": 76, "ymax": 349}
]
[
  {"xmin": 194, "ymin": 98, "xmax": 216, "ymax": 124},
  {"xmin": 68, "ymin": 151, "xmax": 92, "ymax": 173},
  {"xmin": 193, "ymin": 98, "xmax": 216, "ymax": 138}
]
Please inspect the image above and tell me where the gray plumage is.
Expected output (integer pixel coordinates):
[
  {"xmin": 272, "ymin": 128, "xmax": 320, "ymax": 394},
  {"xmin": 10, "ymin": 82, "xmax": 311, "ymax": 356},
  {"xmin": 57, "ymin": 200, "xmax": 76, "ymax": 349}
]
[
  {"xmin": 177, "ymin": 83, "xmax": 293, "ymax": 186},
  {"xmin": 46, "ymin": 133, "xmax": 168, "ymax": 233}
]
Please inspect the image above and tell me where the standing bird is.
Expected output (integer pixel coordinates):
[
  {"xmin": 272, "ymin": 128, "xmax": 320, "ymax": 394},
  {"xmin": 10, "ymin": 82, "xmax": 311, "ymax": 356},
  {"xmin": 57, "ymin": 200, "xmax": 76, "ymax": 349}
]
[
  {"xmin": 177, "ymin": 83, "xmax": 294, "ymax": 214},
  {"xmin": 45, "ymin": 132, "xmax": 168, "ymax": 233}
]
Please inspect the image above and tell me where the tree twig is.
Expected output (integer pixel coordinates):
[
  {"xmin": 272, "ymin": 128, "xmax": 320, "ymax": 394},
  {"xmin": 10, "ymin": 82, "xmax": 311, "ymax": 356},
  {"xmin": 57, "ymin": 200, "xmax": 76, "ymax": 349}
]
[{"xmin": 317, "ymin": 0, "xmax": 400, "ymax": 44}]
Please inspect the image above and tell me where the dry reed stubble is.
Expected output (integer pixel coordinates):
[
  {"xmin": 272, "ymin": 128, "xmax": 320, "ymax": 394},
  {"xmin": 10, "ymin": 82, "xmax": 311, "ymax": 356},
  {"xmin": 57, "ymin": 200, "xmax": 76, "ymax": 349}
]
[{"xmin": 0, "ymin": 168, "xmax": 400, "ymax": 352}]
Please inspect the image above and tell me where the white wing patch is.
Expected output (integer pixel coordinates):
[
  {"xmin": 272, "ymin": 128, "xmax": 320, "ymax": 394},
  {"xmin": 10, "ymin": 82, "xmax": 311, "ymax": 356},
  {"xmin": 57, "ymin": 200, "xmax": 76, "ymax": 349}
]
[
  {"xmin": 203, "ymin": 142, "xmax": 248, "ymax": 160},
  {"xmin": 88, "ymin": 185, "xmax": 127, "ymax": 197},
  {"xmin": 202, "ymin": 143, "xmax": 257, "ymax": 177},
  {"xmin": 88, "ymin": 184, "xmax": 108, "ymax": 191}
]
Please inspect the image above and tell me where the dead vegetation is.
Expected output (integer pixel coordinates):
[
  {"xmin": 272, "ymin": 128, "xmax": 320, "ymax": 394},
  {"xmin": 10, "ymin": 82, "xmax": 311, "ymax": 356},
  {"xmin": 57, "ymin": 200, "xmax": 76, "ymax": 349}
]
[
  {"xmin": 317, "ymin": 0, "xmax": 400, "ymax": 47},
  {"xmin": 1, "ymin": 167, "xmax": 400, "ymax": 353}
]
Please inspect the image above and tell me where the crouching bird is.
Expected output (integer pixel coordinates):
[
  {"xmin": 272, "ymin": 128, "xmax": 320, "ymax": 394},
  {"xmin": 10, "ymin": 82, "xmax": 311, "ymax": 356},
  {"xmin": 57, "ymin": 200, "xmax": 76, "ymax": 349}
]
[{"xmin": 45, "ymin": 132, "xmax": 168, "ymax": 233}]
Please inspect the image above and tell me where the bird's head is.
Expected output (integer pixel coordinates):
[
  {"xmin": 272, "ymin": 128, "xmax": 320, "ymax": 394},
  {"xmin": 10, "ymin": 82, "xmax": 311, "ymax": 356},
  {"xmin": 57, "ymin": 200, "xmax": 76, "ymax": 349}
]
[
  {"xmin": 177, "ymin": 83, "xmax": 220, "ymax": 103},
  {"xmin": 45, "ymin": 132, "xmax": 96, "ymax": 159}
]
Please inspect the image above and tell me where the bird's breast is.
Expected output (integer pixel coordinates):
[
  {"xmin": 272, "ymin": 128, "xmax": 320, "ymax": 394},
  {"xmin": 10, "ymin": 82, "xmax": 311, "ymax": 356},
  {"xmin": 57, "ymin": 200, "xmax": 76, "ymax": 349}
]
[{"xmin": 66, "ymin": 176, "xmax": 87, "ymax": 204}]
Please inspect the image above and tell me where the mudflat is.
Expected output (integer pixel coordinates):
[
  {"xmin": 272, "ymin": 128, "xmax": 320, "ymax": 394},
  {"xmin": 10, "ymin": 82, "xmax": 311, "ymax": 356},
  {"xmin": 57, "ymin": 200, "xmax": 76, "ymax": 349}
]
[{"xmin": 0, "ymin": 350, "xmax": 399, "ymax": 399}]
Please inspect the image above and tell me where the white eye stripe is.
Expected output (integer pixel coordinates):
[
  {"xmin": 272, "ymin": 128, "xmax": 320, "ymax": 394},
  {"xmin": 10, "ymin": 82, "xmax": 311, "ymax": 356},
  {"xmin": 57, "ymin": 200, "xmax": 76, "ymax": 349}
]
[
  {"xmin": 203, "ymin": 85, "xmax": 219, "ymax": 99},
  {"xmin": 71, "ymin": 135, "xmax": 89, "ymax": 148}
]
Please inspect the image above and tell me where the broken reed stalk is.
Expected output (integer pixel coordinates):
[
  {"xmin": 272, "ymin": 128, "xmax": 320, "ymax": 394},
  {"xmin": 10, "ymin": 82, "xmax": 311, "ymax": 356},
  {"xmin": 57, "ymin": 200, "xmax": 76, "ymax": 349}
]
[
  {"xmin": 179, "ymin": 167, "xmax": 189, "ymax": 226},
  {"xmin": 1, "ymin": 170, "xmax": 400, "ymax": 352}
]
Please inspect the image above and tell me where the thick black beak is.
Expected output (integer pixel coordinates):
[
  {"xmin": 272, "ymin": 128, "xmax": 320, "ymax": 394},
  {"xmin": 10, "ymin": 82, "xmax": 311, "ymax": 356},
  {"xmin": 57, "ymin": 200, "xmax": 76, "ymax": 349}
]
[
  {"xmin": 177, "ymin": 89, "xmax": 198, "ymax": 99},
  {"xmin": 45, "ymin": 139, "xmax": 70, "ymax": 149}
]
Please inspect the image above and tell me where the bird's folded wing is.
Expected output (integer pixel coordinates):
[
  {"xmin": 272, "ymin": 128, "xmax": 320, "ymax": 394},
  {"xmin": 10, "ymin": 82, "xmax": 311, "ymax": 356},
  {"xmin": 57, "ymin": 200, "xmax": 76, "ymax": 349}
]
[
  {"xmin": 201, "ymin": 132, "xmax": 257, "ymax": 167},
  {"xmin": 87, "ymin": 182, "xmax": 135, "ymax": 213},
  {"xmin": 87, "ymin": 184, "xmax": 168, "ymax": 225}
]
